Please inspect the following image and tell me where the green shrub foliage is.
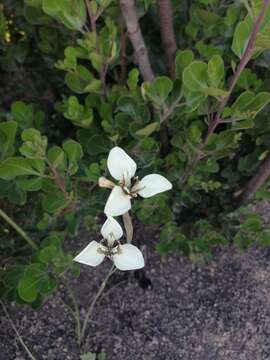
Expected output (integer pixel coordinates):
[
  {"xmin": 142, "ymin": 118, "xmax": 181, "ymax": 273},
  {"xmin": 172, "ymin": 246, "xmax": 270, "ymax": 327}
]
[{"xmin": 1, "ymin": 0, "xmax": 270, "ymax": 305}]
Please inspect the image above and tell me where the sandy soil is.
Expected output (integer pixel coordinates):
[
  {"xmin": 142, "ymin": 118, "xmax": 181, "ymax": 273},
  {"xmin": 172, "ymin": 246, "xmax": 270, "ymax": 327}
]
[{"xmin": 1, "ymin": 220, "xmax": 270, "ymax": 360}]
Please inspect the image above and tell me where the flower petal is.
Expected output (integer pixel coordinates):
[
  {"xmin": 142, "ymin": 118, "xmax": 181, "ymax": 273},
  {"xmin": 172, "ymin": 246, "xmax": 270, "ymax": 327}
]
[
  {"xmin": 113, "ymin": 244, "xmax": 145, "ymax": 271},
  {"xmin": 134, "ymin": 174, "xmax": 172, "ymax": 198},
  {"xmin": 73, "ymin": 241, "xmax": 105, "ymax": 267},
  {"xmin": 101, "ymin": 216, "xmax": 123, "ymax": 241},
  {"xmin": 104, "ymin": 186, "xmax": 131, "ymax": 216},
  {"xmin": 107, "ymin": 147, "xmax": 137, "ymax": 182}
]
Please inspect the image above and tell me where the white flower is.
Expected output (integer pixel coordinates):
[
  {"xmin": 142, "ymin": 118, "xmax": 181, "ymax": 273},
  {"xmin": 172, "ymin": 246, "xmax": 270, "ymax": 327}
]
[
  {"xmin": 103, "ymin": 147, "xmax": 172, "ymax": 216},
  {"xmin": 73, "ymin": 217, "xmax": 144, "ymax": 271}
]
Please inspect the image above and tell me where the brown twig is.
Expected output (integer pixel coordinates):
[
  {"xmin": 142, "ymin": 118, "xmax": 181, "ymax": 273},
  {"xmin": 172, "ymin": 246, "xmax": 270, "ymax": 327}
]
[
  {"xmin": 119, "ymin": 0, "xmax": 154, "ymax": 82},
  {"xmin": 85, "ymin": 0, "xmax": 108, "ymax": 97},
  {"xmin": 120, "ymin": 19, "xmax": 127, "ymax": 84},
  {"xmin": 156, "ymin": 0, "xmax": 177, "ymax": 79},
  {"xmin": 1, "ymin": 300, "xmax": 36, "ymax": 360},
  {"xmin": 236, "ymin": 152, "xmax": 270, "ymax": 204},
  {"xmin": 46, "ymin": 159, "xmax": 69, "ymax": 199},
  {"xmin": 181, "ymin": 0, "xmax": 270, "ymax": 184},
  {"xmin": 80, "ymin": 265, "xmax": 116, "ymax": 345},
  {"xmin": 204, "ymin": 0, "xmax": 270, "ymax": 144}
]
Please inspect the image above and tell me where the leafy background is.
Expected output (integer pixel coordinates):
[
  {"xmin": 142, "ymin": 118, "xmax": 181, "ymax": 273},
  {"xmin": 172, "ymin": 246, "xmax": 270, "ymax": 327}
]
[{"xmin": 1, "ymin": 0, "xmax": 270, "ymax": 309}]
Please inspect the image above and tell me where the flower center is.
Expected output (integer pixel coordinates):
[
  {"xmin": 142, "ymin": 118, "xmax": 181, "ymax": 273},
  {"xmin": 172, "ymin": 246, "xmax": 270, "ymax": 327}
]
[
  {"xmin": 120, "ymin": 175, "xmax": 141, "ymax": 198},
  {"xmin": 97, "ymin": 241, "xmax": 121, "ymax": 257}
]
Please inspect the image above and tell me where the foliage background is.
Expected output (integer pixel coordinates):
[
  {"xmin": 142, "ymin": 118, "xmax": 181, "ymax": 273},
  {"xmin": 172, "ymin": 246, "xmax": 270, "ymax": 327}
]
[{"xmin": 1, "ymin": 0, "xmax": 270, "ymax": 308}]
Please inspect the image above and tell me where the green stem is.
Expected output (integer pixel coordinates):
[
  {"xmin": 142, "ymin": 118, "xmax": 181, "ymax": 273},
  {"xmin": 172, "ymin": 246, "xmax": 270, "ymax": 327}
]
[
  {"xmin": 60, "ymin": 275, "xmax": 82, "ymax": 345},
  {"xmin": 80, "ymin": 265, "xmax": 116, "ymax": 345},
  {"xmin": 0, "ymin": 208, "xmax": 38, "ymax": 250}
]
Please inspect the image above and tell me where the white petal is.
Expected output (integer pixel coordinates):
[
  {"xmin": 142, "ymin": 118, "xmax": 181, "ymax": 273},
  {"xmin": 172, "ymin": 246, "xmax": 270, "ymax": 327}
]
[
  {"xmin": 101, "ymin": 216, "xmax": 123, "ymax": 241},
  {"xmin": 113, "ymin": 244, "xmax": 145, "ymax": 271},
  {"xmin": 107, "ymin": 147, "xmax": 137, "ymax": 182},
  {"xmin": 73, "ymin": 241, "xmax": 105, "ymax": 267},
  {"xmin": 134, "ymin": 174, "xmax": 172, "ymax": 198},
  {"xmin": 104, "ymin": 186, "xmax": 131, "ymax": 216}
]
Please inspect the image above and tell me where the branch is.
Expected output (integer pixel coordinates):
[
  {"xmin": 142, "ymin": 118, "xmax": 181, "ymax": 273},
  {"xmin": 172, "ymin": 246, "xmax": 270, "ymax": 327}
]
[
  {"xmin": 80, "ymin": 265, "xmax": 116, "ymax": 345},
  {"xmin": 204, "ymin": 0, "xmax": 270, "ymax": 144},
  {"xmin": 180, "ymin": 0, "xmax": 270, "ymax": 184},
  {"xmin": 119, "ymin": 0, "xmax": 154, "ymax": 82},
  {"xmin": 156, "ymin": 0, "xmax": 177, "ymax": 79},
  {"xmin": 1, "ymin": 300, "xmax": 36, "ymax": 360},
  {"xmin": 85, "ymin": 0, "xmax": 108, "ymax": 97},
  {"xmin": 0, "ymin": 208, "xmax": 38, "ymax": 250},
  {"xmin": 235, "ymin": 152, "xmax": 270, "ymax": 204}
]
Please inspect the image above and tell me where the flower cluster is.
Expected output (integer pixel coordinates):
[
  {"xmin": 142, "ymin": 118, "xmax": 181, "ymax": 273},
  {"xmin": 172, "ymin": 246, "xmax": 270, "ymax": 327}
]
[{"xmin": 74, "ymin": 147, "xmax": 172, "ymax": 271}]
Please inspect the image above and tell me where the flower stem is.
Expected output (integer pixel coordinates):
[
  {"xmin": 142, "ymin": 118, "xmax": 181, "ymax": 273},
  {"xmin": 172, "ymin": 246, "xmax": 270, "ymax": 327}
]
[
  {"xmin": 60, "ymin": 275, "xmax": 82, "ymax": 345},
  {"xmin": 80, "ymin": 265, "xmax": 116, "ymax": 346},
  {"xmin": 122, "ymin": 211, "xmax": 133, "ymax": 243},
  {"xmin": 0, "ymin": 208, "xmax": 38, "ymax": 250}
]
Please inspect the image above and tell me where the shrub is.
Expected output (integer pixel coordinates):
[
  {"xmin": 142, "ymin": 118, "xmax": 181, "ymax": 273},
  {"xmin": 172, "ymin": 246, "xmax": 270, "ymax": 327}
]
[{"xmin": 1, "ymin": 0, "xmax": 270, "ymax": 336}]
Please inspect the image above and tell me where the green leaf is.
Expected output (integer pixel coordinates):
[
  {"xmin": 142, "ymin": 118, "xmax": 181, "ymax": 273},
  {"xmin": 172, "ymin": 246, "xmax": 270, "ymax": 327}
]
[
  {"xmin": 16, "ymin": 177, "xmax": 43, "ymax": 191},
  {"xmin": 0, "ymin": 157, "xmax": 44, "ymax": 180},
  {"xmin": 11, "ymin": 101, "xmax": 34, "ymax": 129},
  {"xmin": 63, "ymin": 139, "xmax": 83, "ymax": 175},
  {"xmin": 242, "ymin": 215, "xmax": 262, "ymax": 232},
  {"xmin": 203, "ymin": 87, "xmax": 228, "ymax": 98},
  {"xmin": 182, "ymin": 89, "xmax": 206, "ymax": 113},
  {"xmin": 65, "ymin": 66, "xmax": 94, "ymax": 94},
  {"xmin": 230, "ymin": 91, "xmax": 270, "ymax": 119},
  {"xmin": 84, "ymin": 162, "xmax": 101, "ymax": 181},
  {"xmin": 64, "ymin": 96, "xmax": 93, "ymax": 128},
  {"xmin": 42, "ymin": 0, "xmax": 86, "ymax": 31},
  {"xmin": 20, "ymin": 128, "xmax": 47, "ymax": 159},
  {"xmin": 127, "ymin": 68, "xmax": 139, "ymax": 90},
  {"xmin": 42, "ymin": 191, "xmax": 71, "ymax": 213},
  {"xmin": 39, "ymin": 245, "xmax": 58, "ymax": 264},
  {"xmin": 18, "ymin": 263, "xmax": 46, "ymax": 303},
  {"xmin": 142, "ymin": 76, "xmax": 173, "ymax": 107},
  {"xmin": 0, "ymin": 121, "xmax": 18, "ymax": 160},
  {"xmin": 87, "ymin": 134, "xmax": 111, "ymax": 155},
  {"xmin": 117, "ymin": 96, "xmax": 150, "ymax": 123},
  {"xmin": 183, "ymin": 61, "xmax": 208, "ymax": 92},
  {"xmin": 8, "ymin": 182, "xmax": 27, "ymax": 205},
  {"xmin": 48, "ymin": 146, "xmax": 67, "ymax": 172},
  {"xmin": 207, "ymin": 55, "xmax": 224, "ymax": 88},
  {"xmin": 18, "ymin": 274, "xmax": 39, "ymax": 302},
  {"xmin": 135, "ymin": 122, "xmax": 158, "ymax": 138},
  {"xmin": 80, "ymin": 353, "xmax": 96, "ymax": 360},
  {"xmin": 175, "ymin": 50, "xmax": 194, "ymax": 79},
  {"xmin": 197, "ymin": 9, "xmax": 220, "ymax": 25},
  {"xmin": 232, "ymin": 20, "xmax": 251, "ymax": 58}
]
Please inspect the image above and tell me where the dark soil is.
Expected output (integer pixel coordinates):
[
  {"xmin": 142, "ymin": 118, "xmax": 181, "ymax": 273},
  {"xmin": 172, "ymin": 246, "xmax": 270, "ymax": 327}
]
[{"xmin": 2, "ymin": 217, "xmax": 270, "ymax": 360}]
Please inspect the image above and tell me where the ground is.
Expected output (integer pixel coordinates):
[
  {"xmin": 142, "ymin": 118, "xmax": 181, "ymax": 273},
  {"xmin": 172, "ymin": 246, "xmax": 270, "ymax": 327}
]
[{"xmin": 1, "ymin": 216, "xmax": 270, "ymax": 360}]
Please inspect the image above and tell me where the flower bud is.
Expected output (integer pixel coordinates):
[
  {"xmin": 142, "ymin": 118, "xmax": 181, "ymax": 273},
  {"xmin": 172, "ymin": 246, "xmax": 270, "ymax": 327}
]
[{"xmin": 98, "ymin": 177, "xmax": 115, "ymax": 189}]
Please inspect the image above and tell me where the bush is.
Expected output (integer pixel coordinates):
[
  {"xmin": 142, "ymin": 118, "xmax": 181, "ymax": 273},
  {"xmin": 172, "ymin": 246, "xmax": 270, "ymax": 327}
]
[{"xmin": 1, "ymin": 0, "xmax": 270, "ymax": 321}]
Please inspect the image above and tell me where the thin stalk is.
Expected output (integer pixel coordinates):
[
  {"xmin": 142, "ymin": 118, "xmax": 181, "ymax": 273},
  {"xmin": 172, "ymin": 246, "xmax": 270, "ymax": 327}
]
[
  {"xmin": 236, "ymin": 151, "xmax": 270, "ymax": 204},
  {"xmin": 46, "ymin": 158, "xmax": 68, "ymax": 199},
  {"xmin": 122, "ymin": 211, "xmax": 133, "ymax": 243},
  {"xmin": 60, "ymin": 276, "xmax": 82, "ymax": 345},
  {"xmin": 80, "ymin": 265, "xmax": 116, "ymax": 345},
  {"xmin": 160, "ymin": 94, "xmax": 183, "ymax": 124},
  {"xmin": 0, "ymin": 208, "xmax": 38, "ymax": 250},
  {"xmin": 1, "ymin": 300, "xmax": 36, "ymax": 360}
]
